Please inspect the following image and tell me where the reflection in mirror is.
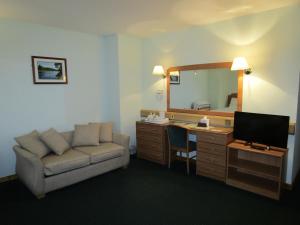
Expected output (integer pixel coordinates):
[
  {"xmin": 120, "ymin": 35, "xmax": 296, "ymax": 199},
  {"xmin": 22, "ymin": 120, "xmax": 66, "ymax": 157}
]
[{"xmin": 170, "ymin": 68, "xmax": 238, "ymax": 112}]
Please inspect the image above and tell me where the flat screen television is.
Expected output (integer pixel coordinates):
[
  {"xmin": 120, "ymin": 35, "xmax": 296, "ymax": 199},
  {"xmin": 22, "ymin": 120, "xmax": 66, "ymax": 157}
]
[{"xmin": 234, "ymin": 111, "xmax": 290, "ymax": 149}]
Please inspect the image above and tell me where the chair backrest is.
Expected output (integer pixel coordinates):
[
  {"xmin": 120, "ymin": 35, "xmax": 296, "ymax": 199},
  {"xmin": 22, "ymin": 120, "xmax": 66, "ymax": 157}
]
[{"xmin": 167, "ymin": 125, "xmax": 187, "ymax": 149}]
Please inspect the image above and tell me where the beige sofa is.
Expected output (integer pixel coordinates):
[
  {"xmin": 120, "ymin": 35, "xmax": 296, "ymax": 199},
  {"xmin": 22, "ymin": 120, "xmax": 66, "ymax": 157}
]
[{"xmin": 13, "ymin": 131, "xmax": 130, "ymax": 198}]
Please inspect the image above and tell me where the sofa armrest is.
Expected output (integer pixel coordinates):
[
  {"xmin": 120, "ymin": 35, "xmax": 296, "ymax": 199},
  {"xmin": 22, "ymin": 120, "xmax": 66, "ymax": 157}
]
[
  {"xmin": 112, "ymin": 133, "xmax": 130, "ymax": 166},
  {"xmin": 13, "ymin": 145, "xmax": 45, "ymax": 197}
]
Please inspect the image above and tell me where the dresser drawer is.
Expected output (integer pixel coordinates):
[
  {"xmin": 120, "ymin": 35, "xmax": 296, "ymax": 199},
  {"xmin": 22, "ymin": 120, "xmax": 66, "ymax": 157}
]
[
  {"xmin": 197, "ymin": 142, "xmax": 226, "ymax": 156},
  {"xmin": 197, "ymin": 132, "xmax": 228, "ymax": 145},
  {"xmin": 197, "ymin": 151, "xmax": 226, "ymax": 167},
  {"xmin": 197, "ymin": 170, "xmax": 225, "ymax": 182},
  {"xmin": 138, "ymin": 149, "xmax": 164, "ymax": 164},
  {"xmin": 136, "ymin": 123, "xmax": 164, "ymax": 135},
  {"xmin": 137, "ymin": 141, "xmax": 163, "ymax": 153},
  {"xmin": 197, "ymin": 161, "xmax": 226, "ymax": 181},
  {"xmin": 136, "ymin": 122, "xmax": 168, "ymax": 165},
  {"xmin": 136, "ymin": 133, "xmax": 163, "ymax": 144}
]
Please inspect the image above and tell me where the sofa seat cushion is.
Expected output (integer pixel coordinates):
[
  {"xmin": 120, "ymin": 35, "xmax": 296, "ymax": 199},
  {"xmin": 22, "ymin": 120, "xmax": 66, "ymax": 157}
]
[
  {"xmin": 75, "ymin": 143, "xmax": 124, "ymax": 164},
  {"xmin": 42, "ymin": 149, "xmax": 90, "ymax": 176}
]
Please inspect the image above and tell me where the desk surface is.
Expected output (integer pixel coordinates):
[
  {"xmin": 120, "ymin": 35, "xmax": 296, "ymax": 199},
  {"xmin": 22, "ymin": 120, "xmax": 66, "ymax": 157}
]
[{"xmin": 137, "ymin": 120, "xmax": 233, "ymax": 135}]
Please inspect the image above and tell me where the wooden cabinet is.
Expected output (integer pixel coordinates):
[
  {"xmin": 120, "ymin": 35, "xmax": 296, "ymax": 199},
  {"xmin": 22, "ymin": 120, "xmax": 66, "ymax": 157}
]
[
  {"xmin": 136, "ymin": 122, "xmax": 168, "ymax": 165},
  {"xmin": 196, "ymin": 131, "xmax": 233, "ymax": 182},
  {"xmin": 226, "ymin": 141, "xmax": 286, "ymax": 200}
]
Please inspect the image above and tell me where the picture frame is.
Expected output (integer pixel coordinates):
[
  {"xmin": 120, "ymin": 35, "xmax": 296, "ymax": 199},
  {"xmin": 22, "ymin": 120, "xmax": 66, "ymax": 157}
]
[
  {"xmin": 31, "ymin": 56, "xmax": 68, "ymax": 84},
  {"xmin": 170, "ymin": 71, "xmax": 180, "ymax": 85}
]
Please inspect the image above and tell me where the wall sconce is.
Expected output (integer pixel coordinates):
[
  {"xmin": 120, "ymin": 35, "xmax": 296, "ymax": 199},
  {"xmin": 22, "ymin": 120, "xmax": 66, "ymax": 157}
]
[
  {"xmin": 153, "ymin": 65, "xmax": 166, "ymax": 78},
  {"xmin": 231, "ymin": 57, "xmax": 252, "ymax": 75}
]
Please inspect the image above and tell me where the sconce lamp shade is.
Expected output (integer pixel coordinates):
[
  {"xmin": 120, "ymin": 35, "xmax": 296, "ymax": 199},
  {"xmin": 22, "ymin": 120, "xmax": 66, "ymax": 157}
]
[
  {"xmin": 170, "ymin": 71, "xmax": 180, "ymax": 76},
  {"xmin": 153, "ymin": 65, "xmax": 165, "ymax": 76},
  {"xmin": 231, "ymin": 57, "xmax": 249, "ymax": 70},
  {"xmin": 231, "ymin": 57, "xmax": 252, "ymax": 75}
]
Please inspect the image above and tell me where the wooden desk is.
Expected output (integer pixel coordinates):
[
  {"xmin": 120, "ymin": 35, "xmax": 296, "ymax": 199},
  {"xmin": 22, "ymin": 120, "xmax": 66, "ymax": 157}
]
[
  {"xmin": 136, "ymin": 121, "xmax": 233, "ymax": 181},
  {"xmin": 136, "ymin": 121, "xmax": 287, "ymax": 199}
]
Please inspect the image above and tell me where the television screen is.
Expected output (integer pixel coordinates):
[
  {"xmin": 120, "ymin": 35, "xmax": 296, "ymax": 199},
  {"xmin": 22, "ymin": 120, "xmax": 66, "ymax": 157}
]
[{"xmin": 234, "ymin": 112, "xmax": 290, "ymax": 148}]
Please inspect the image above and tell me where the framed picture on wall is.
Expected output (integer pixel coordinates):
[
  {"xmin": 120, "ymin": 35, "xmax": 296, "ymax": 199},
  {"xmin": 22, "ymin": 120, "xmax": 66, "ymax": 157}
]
[
  {"xmin": 170, "ymin": 71, "xmax": 180, "ymax": 84},
  {"xmin": 31, "ymin": 56, "xmax": 68, "ymax": 84}
]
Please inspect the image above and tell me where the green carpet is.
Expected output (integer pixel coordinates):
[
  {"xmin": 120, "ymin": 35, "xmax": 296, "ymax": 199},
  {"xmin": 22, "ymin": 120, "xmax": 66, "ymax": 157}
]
[{"xmin": 1, "ymin": 157, "xmax": 299, "ymax": 225}]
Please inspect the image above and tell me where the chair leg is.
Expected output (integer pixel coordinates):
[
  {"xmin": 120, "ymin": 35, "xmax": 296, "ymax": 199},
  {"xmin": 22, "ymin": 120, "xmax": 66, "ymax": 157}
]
[{"xmin": 186, "ymin": 151, "xmax": 190, "ymax": 175}]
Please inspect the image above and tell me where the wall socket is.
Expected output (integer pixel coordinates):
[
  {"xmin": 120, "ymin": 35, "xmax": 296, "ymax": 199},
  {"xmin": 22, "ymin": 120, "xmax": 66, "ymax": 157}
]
[{"xmin": 156, "ymin": 90, "xmax": 163, "ymax": 95}]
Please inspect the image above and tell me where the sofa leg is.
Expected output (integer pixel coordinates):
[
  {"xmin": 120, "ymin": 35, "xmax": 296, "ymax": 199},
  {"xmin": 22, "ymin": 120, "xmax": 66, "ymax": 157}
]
[{"xmin": 36, "ymin": 194, "xmax": 45, "ymax": 199}]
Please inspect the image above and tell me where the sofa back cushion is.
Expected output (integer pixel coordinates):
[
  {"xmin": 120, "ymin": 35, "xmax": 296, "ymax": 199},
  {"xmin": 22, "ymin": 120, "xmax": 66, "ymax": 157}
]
[
  {"xmin": 15, "ymin": 130, "xmax": 50, "ymax": 158},
  {"xmin": 40, "ymin": 128, "xmax": 70, "ymax": 155},
  {"xmin": 72, "ymin": 124, "xmax": 100, "ymax": 147},
  {"xmin": 89, "ymin": 122, "xmax": 113, "ymax": 143},
  {"xmin": 61, "ymin": 131, "xmax": 74, "ymax": 146}
]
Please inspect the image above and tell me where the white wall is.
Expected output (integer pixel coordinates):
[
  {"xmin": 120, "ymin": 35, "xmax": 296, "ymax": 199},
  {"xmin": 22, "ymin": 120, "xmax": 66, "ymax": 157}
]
[
  {"xmin": 292, "ymin": 74, "xmax": 300, "ymax": 181},
  {"xmin": 102, "ymin": 34, "xmax": 142, "ymax": 148},
  {"xmin": 0, "ymin": 20, "xmax": 108, "ymax": 178},
  {"xmin": 118, "ymin": 35, "xmax": 142, "ymax": 147},
  {"xmin": 141, "ymin": 6, "xmax": 300, "ymax": 184},
  {"xmin": 101, "ymin": 35, "xmax": 121, "ymax": 131}
]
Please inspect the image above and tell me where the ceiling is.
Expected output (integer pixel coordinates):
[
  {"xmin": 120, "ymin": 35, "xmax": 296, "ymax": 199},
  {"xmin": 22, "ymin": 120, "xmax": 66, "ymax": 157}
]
[{"xmin": 0, "ymin": 0, "xmax": 299, "ymax": 37}]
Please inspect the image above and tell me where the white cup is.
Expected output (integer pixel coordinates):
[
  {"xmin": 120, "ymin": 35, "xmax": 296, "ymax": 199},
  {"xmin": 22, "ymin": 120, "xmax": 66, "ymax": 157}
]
[{"xmin": 159, "ymin": 111, "xmax": 165, "ymax": 119}]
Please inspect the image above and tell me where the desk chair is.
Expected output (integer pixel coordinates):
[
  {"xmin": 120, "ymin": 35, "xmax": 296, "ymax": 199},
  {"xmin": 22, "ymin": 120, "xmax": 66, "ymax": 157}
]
[{"xmin": 167, "ymin": 125, "xmax": 197, "ymax": 174}]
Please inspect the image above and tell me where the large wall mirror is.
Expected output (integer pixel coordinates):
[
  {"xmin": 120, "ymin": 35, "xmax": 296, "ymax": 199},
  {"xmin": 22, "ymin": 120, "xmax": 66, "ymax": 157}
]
[{"xmin": 167, "ymin": 62, "xmax": 243, "ymax": 117}]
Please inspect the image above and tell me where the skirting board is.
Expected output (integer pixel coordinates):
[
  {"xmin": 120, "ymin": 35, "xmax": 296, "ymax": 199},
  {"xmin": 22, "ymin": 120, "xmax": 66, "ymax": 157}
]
[
  {"xmin": 0, "ymin": 173, "xmax": 295, "ymax": 191},
  {"xmin": 0, "ymin": 174, "xmax": 17, "ymax": 184},
  {"xmin": 284, "ymin": 168, "xmax": 300, "ymax": 190},
  {"xmin": 282, "ymin": 182, "xmax": 293, "ymax": 191}
]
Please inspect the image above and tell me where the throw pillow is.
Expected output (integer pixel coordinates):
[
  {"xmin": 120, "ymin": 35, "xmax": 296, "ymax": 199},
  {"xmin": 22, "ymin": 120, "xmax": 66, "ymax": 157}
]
[
  {"xmin": 100, "ymin": 122, "xmax": 113, "ymax": 142},
  {"xmin": 40, "ymin": 128, "xmax": 70, "ymax": 155},
  {"xmin": 15, "ymin": 130, "xmax": 50, "ymax": 158},
  {"xmin": 72, "ymin": 124, "xmax": 100, "ymax": 147},
  {"xmin": 89, "ymin": 122, "xmax": 113, "ymax": 142}
]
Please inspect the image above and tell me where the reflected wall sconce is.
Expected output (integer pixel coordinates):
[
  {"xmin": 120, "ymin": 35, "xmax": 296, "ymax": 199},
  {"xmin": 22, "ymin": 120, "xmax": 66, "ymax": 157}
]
[
  {"xmin": 153, "ymin": 65, "xmax": 166, "ymax": 78},
  {"xmin": 231, "ymin": 57, "xmax": 252, "ymax": 75}
]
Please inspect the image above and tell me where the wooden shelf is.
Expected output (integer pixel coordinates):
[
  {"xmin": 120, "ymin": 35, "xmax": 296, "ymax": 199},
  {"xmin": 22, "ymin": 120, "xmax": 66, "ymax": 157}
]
[
  {"xmin": 228, "ymin": 158, "xmax": 280, "ymax": 181},
  {"xmin": 227, "ymin": 169, "xmax": 279, "ymax": 200},
  {"xmin": 226, "ymin": 141, "xmax": 285, "ymax": 200},
  {"xmin": 228, "ymin": 141, "xmax": 287, "ymax": 156}
]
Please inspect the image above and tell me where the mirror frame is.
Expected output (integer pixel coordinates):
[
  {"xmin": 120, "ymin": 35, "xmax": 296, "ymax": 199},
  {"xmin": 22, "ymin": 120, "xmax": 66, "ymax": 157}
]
[{"xmin": 166, "ymin": 62, "xmax": 244, "ymax": 117}]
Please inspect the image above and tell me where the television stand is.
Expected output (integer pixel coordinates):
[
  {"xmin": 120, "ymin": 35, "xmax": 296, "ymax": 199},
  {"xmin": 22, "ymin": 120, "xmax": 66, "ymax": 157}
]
[
  {"xmin": 244, "ymin": 142, "xmax": 270, "ymax": 151},
  {"xmin": 226, "ymin": 140, "xmax": 287, "ymax": 200}
]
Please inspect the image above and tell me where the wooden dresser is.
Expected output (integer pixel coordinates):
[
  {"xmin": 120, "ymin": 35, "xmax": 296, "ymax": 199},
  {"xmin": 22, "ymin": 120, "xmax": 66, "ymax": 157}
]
[
  {"xmin": 196, "ymin": 129, "xmax": 233, "ymax": 182},
  {"xmin": 136, "ymin": 121, "xmax": 168, "ymax": 165}
]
